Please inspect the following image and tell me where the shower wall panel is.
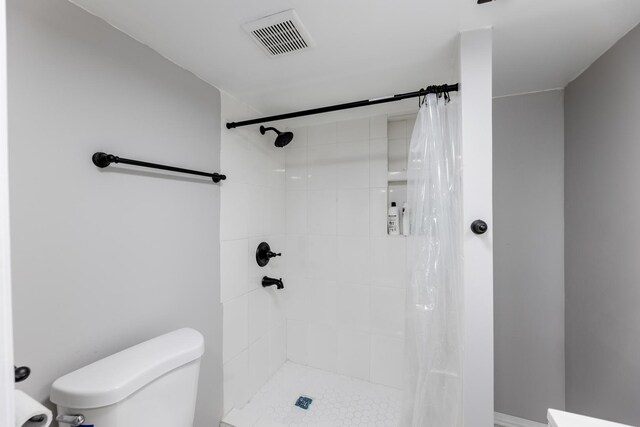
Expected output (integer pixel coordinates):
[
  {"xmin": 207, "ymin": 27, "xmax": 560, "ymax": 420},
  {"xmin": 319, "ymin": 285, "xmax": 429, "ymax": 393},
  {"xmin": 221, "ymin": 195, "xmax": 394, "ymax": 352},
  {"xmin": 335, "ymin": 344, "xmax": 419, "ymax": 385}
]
[
  {"xmin": 283, "ymin": 116, "xmax": 407, "ymax": 389},
  {"xmin": 220, "ymin": 92, "xmax": 287, "ymax": 415}
]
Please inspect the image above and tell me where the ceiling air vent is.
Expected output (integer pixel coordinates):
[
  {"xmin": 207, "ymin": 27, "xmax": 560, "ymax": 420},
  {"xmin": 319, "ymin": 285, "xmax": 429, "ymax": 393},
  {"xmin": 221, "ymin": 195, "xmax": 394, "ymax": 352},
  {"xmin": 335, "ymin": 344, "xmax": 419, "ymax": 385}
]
[{"xmin": 243, "ymin": 10, "xmax": 315, "ymax": 57}]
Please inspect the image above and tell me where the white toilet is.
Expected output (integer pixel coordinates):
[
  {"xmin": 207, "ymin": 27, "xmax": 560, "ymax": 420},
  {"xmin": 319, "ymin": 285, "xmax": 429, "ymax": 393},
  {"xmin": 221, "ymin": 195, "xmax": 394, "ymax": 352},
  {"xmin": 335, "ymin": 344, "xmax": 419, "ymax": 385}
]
[{"xmin": 50, "ymin": 328, "xmax": 204, "ymax": 427}]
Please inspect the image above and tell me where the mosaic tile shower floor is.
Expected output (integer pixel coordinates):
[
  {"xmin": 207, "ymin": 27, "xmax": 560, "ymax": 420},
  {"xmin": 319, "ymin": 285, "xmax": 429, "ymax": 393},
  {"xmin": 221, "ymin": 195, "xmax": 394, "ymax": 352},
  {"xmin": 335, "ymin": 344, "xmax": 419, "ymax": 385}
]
[{"xmin": 242, "ymin": 362, "xmax": 402, "ymax": 426}]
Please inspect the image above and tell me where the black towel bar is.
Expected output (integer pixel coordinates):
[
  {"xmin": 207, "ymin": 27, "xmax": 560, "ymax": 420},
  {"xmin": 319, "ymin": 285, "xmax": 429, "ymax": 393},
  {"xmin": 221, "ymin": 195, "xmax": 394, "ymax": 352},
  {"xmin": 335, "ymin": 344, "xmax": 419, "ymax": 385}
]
[{"xmin": 92, "ymin": 152, "xmax": 226, "ymax": 183}]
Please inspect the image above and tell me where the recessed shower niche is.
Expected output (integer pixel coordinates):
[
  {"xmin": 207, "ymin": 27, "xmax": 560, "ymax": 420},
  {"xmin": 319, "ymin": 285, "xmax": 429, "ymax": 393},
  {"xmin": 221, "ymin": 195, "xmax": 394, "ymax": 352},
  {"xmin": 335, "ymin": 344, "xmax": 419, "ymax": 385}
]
[{"xmin": 386, "ymin": 114, "xmax": 416, "ymax": 236}]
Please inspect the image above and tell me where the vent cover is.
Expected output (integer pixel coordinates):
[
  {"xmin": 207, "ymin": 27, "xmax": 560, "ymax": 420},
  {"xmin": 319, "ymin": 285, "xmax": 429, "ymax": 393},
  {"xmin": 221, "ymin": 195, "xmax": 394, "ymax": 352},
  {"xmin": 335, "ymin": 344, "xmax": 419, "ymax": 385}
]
[{"xmin": 243, "ymin": 10, "xmax": 315, "ymax": 57}]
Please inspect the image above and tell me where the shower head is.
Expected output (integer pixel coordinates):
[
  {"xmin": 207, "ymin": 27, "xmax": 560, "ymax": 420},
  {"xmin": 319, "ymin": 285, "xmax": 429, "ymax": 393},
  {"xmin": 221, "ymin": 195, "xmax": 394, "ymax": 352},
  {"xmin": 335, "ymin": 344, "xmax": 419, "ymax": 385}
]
[{"xmin": 260, "ymin": 126, "xmax": 294, "ymax": 148}]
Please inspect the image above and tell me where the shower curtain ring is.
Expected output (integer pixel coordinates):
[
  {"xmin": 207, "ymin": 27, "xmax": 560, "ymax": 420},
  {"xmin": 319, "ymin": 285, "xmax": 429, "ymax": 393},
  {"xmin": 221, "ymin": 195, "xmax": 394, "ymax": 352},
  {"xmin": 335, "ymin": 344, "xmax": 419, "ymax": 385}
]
[{"xmin": 423, "ymin": 86, "xmax": 432, "ymax": 105}]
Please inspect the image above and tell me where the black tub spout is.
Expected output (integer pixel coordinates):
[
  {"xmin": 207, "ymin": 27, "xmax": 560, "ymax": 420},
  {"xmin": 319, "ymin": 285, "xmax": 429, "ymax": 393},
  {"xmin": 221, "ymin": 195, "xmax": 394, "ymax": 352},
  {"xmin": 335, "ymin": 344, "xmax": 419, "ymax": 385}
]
[{"xmin": 262, "ymin": 276, "xmax": 284, "ymax": 289}]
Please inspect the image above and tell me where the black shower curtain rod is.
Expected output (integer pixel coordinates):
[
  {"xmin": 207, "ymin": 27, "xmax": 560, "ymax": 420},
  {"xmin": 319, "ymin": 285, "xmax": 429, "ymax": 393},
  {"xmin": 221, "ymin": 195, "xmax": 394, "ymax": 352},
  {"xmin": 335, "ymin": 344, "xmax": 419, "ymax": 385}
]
[{"xmin": 226, "ymin": 83, "xmax": 459, "ymax": 129}]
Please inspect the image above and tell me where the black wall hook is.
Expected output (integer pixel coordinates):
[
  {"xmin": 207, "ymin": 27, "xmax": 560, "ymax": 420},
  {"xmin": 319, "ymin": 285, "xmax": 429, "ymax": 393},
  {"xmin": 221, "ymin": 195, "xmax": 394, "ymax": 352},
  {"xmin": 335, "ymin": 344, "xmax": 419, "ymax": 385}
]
[
  {"xmin": 14, "ymin": 365, "xmax": 31, "ymax": 383},
  {"xmin": 471, "ymin": 220, "xmax": 488, "ymax": 235}
]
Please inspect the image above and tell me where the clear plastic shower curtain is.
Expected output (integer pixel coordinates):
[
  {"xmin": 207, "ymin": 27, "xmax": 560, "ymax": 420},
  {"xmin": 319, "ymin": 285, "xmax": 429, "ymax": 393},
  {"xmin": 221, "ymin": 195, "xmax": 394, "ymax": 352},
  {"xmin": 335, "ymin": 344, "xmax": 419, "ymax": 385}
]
[{"xmin": 400, "ymin": 93, "xmax": 463, "ymax": 427}]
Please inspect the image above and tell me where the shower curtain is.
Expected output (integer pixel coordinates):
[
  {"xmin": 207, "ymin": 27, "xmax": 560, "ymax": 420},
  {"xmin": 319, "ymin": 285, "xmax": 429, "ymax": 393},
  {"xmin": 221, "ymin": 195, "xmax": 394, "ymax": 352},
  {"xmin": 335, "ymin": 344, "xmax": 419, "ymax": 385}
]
[{"xmin": 401, "ymin": 93, "xmax": 463, "ymax": 427}]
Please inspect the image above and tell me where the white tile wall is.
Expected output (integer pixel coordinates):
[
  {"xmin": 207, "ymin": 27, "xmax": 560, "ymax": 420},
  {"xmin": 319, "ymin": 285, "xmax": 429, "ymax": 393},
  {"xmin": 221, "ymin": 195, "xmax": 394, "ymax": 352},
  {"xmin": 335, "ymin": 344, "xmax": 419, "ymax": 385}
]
[
  {"xmin": 283, "ymin": 115, "xmax": 408, "ymax": 389},
  {"xmin": 370, "ymin": 188, "xmax": 389, "ymax": 237},
  {"xmin": 308, "ymin": 122, "xmax": 337, "ymax": 146},
  {"xmin": 371, "ymin": 237, "xmax": 407, "ymax": 286},
  {"xmin": 371, "ymin": 335, "xmax": 404, "ymax": 389},
  {"xmin": 284, "ymin": 236, "xmax": 307, "ymax": 277},
  {"xmin": 337, "ymin": 236, "xmax": 370, "ymax": 284},
  {"xmin": 336, "ymin": 118, "xmax": 370, "ymax": 143},
  {"xmin": 307, "ymin": 144, "xmax": 337, "ymax": 189},
  {"xmin": 248, "ymin": 336, "xmax": 270, "ymax": 394},
  {"xmin": 268, "ymin": 321, "xmax": 287, "ymax": 376},
  {"xmin": 285, "ymin": 190, "xmax": 307, "ymax": 235},
  {"xmin": 308, "ymin": 279, "xmax": 337, "ymax": 327},
  {"xmin": 370, "ymin": 287, "xmax": 405, "ymax": 336},
  {"xmin": 223, "ymin": 350, "xmax": 249, "ymax": 414},
  {"xmin": 220, "ymin": 93, "xmax": 288, "ymax": 415},
  {"xmin": 337, "ymin": 329, "xmax": 371, "ymax": 380},
  {"xmin": 370, "ymin": 138, "xmax": 388, "ymax": 188},
  {"xmin": 337, "ymin": 141, "xmax": 370, "ymax": 188},
  {"xmin": 248, "ymin": 289, "xmax": 269, "ymax": 343},
  {"xmin": 307, "ymin": 322, "xmax": 337, "ymax": 372},
  {"xmin": 337, "ymin": 189, "xmax": 370, "ymax": 236},
  {"xmin": 223, "ymin": 294, "xmax": 248, "ymax": 363},
  {"xmin": 285, "ymin": 147, "xmax": 307, "ymax": 190},
  {"xmin": 307, "ymin": 190, "xmax": 337, "ymax": 235},
  {"xmin": 307, "ymin": 235, "xmax": 337, "ymax": 281},
  {"xmin": 221, "ymin": 239, "xmax": 249, "ymax": 302},
  {"xmin": 388, "ymin": 120, "xmax": 406, "ymax": 140},
  {"xmin": 286, "ymin": 320, "xmax": 307, "ymax": 364},
  {"xmin": 336, "ymin": 284, "xmax": 370, "ymax": 331}
]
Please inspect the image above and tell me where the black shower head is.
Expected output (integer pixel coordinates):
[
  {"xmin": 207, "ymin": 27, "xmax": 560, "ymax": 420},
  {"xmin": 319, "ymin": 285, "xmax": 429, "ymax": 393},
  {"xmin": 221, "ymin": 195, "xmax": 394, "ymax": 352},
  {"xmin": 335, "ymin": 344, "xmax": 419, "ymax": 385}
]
[{"xmin": 260, "ymin": 125, "xmax": 294, "ymax": 148}]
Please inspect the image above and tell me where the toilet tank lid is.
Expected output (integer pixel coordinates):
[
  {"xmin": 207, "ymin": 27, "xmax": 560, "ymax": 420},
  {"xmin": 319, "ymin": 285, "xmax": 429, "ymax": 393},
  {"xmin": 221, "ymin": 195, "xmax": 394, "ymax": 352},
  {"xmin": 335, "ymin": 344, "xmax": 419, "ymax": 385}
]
[{"xmin": 50, "ymin": 328, "xmax": 204, "ymax": 409}]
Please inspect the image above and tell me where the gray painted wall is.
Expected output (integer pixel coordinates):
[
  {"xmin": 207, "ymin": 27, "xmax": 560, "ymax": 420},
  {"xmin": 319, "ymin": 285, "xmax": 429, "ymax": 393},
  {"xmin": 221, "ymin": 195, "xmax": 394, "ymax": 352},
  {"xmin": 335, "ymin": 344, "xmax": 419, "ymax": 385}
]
[
  {"xmin": 493, "ymin": 90, "xmax": 565, "ymax": 423},
  {"xmin": 8, "ymin": 0, "xmax": 223, "ymax": 425},
  {"xmin": 565, "ymin": 24, "xmax": 640, "ymax": 426}
]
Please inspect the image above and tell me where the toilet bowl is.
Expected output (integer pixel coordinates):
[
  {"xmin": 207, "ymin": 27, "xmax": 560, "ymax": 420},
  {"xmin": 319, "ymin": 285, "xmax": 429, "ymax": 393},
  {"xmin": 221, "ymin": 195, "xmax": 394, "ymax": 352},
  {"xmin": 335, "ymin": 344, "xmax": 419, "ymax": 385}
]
[{"xmin": 50, "ymin": 328, "xmax": 204, "ymax": 427}]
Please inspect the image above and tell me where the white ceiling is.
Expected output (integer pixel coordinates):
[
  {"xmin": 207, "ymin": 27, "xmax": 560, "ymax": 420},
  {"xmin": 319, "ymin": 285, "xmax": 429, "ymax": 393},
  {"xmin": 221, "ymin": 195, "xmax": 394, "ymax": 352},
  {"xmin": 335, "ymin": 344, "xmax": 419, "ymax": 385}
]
[{"xmin": 70, "ymin": 0, "xmax": 640, "ymax": 114}]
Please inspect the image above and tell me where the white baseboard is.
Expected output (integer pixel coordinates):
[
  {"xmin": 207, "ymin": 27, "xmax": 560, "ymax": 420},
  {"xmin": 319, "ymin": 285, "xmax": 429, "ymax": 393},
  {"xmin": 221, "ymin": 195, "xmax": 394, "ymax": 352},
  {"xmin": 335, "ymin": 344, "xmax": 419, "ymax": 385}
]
[{"xmin": 495, "ymin": 412, "xmax": 547, "ymax": 427}]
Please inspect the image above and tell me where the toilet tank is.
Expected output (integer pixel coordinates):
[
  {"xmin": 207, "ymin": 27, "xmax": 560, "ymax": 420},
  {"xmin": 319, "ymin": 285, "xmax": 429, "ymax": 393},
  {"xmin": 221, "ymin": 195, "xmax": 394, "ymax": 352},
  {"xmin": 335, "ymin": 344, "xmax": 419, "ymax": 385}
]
[{"xmin": 50, "ymin": 328, "xmax": 205, "ymax": 427}]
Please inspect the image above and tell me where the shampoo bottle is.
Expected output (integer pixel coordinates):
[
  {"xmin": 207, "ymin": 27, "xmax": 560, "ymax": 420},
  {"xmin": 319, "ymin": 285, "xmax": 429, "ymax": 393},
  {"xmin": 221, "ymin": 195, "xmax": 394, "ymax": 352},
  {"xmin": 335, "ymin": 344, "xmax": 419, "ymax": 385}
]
[
  {"xmin": 388, "ymin": 202, "xmax": 399, "ymax": 235},
  {"xmin": 402, "ymin": 202, "xmax": 410, "ymax": 236}
]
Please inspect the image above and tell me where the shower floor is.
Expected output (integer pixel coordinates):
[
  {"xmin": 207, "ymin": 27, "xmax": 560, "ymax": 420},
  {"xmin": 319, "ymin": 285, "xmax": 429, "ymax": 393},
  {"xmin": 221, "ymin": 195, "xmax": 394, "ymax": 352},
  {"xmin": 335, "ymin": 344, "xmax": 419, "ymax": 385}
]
[{"xmin": 239, "ymin": 361, "xmax": 402, "ymax": 426}]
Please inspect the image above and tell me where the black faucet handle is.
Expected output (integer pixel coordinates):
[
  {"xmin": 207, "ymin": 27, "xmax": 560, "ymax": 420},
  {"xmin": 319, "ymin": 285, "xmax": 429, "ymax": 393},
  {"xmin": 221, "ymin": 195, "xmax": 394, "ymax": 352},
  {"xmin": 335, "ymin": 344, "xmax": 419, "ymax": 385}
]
[{"xmin": 256, "ymin": 242, "xmax": 282, "ymax": 267}]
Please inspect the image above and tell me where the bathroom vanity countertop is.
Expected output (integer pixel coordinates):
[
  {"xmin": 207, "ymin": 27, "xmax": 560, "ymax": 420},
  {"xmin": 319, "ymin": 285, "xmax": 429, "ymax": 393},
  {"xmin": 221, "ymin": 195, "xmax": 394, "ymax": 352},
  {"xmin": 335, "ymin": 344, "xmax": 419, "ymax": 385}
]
[{"xmin": 548, "ymin": 409, "xmax": 634, "ymax": 427}]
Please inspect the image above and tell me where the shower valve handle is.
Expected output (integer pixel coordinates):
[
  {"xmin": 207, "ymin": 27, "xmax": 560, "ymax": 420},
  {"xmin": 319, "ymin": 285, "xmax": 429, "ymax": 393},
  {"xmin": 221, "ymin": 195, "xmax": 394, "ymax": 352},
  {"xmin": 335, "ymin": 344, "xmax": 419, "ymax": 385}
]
[{"xmin": 256, "ymin": 242, "xmax": 281, "ymax": 267}]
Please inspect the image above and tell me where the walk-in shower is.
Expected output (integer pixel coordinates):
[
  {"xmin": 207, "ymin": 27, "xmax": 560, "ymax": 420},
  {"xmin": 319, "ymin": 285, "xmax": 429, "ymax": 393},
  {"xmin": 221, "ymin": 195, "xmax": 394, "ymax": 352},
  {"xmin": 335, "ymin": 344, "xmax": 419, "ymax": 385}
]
[{"xmin": 221, "ymin": 84, "xmax": 464, "ymax": 427}]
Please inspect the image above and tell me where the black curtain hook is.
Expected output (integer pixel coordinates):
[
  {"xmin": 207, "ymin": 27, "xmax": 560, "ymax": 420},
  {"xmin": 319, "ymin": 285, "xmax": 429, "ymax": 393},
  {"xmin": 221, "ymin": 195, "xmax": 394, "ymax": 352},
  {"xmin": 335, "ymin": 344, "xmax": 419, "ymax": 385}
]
[
  {"xmin": 424, "ymin": 86, "xmax": 432, "ymax": 105},
  {"xmin": 423, "ymin": 86, "xmax": 432, "ymax": 105}
]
